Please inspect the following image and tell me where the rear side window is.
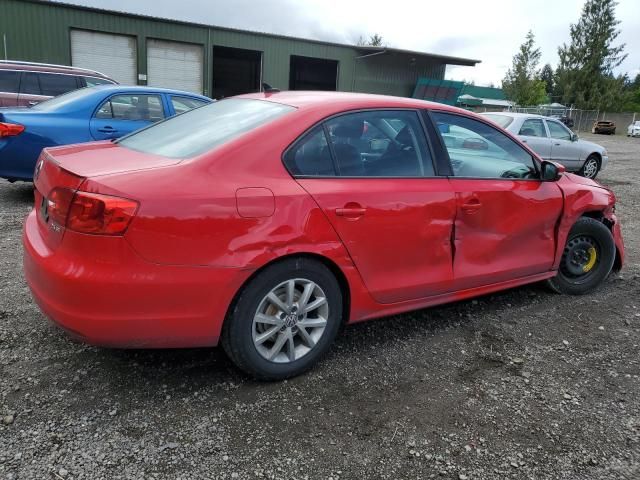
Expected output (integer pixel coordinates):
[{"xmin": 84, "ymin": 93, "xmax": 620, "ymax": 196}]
[
  {"xmin": 95, "ymin": 94, "xmax": 165, "ymax": 122},
  {"xmin": 20, "ymin": 72, "xmax": 40, "ymax": 95},
  {"xmin": 0, "ymin": 70, "xmax": 20, "ymax": 93},
  {"xmin": 171, "ymin": 96, "xmax": 209, "ymax": 114},
  {"xmin": 324, "ymin": 110, "xmax": 433, "ymax": 177},
  {"xmin": 118, "ymin": 98, "xmax": 295, "ymax": 158},
  {"xmin": 38, "ymin": 73, "xmax": 78, "ymax": 96},
  {"xmin": 84, "ymin": 76, "xmax": 113, "ymax": 87},
  {"xmin": 433, "ymin": 111, "xmax": 536, "ymax": 179},
  {"xmin": 284, "ymin": 127, "xmax": 335, "ymax": 176},
  {"xmin": 519, "ymin": 119, "xmax": 547, "ymax": 137},
  {"xmin": 285, "ymin": 110, "xmax": 434, "ymax": 178}
]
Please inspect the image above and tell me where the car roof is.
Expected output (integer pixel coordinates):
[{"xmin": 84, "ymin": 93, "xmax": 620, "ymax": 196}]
[
  {"xmin": 480, "ymin": 112, "xmax": 550, "ymax": 120},
  {"xmin": 236, "ymin": 90, "xmax": 467, "ymax": 114},
  {"xmin": 87, "ymin": 84, "xmax": 211, "ymax": 100},
  {"xmin": 0, "ymin": 60, "xmax": 113, "ymax": 79}
]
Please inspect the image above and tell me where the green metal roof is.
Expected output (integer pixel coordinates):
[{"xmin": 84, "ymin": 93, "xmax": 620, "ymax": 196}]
[
  {"xmin": 412, "ymin": 77, "xmax": 506, "ymax": 106},
  {"xmin": 461, "ymin": 84, "xmax": 505, "ymax": 100}
]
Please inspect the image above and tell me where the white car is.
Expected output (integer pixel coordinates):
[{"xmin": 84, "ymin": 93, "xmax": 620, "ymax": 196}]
[
  {"xmin": 480, "ymin": 112, "xmax": 608, "ymax": 179},
  {"xmin": 628, "ymin": 121, "xmax": 640, "ymax": 137}
]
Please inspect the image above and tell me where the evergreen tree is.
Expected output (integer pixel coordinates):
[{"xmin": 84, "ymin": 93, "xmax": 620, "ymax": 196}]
[
  {"xmin": 540, "ymin": 64, "xmax": 555, "ymax": 97},
  {"xmin": 502, "ymin": 31, "xmax": 547, "ymax": 106},
  {"xmin": 356, "ymin": 33, "xmax": 384, "ymax": 47},
  {"xmin": 622, "ymin": 73, "xmax": 640, "ymax": 111},
  {"xmin": 556, "ymin": 0, "xmax": 627, "ymax": 110},
  {"xmin": 369, "ymin": 34, "xmax": 384, "ymax": 47}
]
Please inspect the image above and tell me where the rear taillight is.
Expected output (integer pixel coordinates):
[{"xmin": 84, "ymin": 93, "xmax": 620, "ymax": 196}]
[
  {"xmin": 0, "ymin": 122, "xmax": 25, "ymax": 137},
  {"xmin": 47, "ymin": 187, "xmax": 75, "ymax": 226},
  {"xmin": 46, "ymin": 188, "xmax": 138, "ymax": 235}
]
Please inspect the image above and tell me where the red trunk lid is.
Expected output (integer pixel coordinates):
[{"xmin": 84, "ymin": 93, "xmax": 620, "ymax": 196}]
[
  {"xmin": 43, "ymin": 141, "xmax": 181, "ymax": 177},
  {"xmin": 32, "ymin": 141, "xmax": 178, "ymax": 250}
]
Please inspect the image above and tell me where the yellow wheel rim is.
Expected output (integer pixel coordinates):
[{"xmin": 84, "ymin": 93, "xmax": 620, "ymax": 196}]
[{"xmin": 583, "ymin": 246, "xmax": 597, "ymax": 273}]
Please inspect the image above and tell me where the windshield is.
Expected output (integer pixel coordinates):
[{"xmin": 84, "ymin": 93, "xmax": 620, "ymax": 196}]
[
  {"xmin": 481, "ymin": 114, "xmax": 514, "ymax": 129},
  {"xmin": 118, "ymin": 98, "xmax": 295, "ymax": 158},
  {"xmin": 30, "ymin": 87, "xmax": 96, "ymax": 111}
]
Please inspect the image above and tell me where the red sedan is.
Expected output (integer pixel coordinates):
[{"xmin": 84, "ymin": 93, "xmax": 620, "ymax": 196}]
[{"xmin": 23, "ymin": 92, "xmax": 625, "ymax": 380}]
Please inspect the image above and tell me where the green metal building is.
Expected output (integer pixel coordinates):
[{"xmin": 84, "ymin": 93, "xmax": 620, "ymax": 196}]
[{"xmin": 0, "ymin": 0, "xmax": 479, "ymax": 99}]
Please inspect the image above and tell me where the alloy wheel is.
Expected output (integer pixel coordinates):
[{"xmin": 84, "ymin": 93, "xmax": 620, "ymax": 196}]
[
  {"xmin": 582, "ymin": 158, "xmax": 598, "ymax": 179},
  {"xmin": 252, "ymin": 278, "xmax": 329, "ymax": 363}
]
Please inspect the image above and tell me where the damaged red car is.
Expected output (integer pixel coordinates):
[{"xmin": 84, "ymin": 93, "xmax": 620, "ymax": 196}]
[{"xmin": 23, "ymin": 92, "xmax": 625, "ymax": 380}]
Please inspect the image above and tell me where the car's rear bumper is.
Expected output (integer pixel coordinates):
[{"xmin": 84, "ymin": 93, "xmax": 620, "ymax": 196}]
[{"xmin": 23, "ymin": 210, "xmax": 252, "ymax": 348}]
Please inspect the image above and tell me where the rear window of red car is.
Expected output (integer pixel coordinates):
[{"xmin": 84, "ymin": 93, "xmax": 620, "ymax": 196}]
[{"xmin": 118, "ymin": 99, "xmax": 295, "ymax": 158}]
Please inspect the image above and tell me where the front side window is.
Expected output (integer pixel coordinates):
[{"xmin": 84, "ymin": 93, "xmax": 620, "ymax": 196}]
[
  {"xmin": 546, "ymin": 120, "xmax": 572, "ymax": 140},
  {"xmin": 323, "ymin": 110, "xmax": 434, "ymax": 177},
  {"xmin": 432, "ymin": 111, "xmax": 537, "ymax": 179},
  {"xmin": 95, "ymin": 94, "xmax": 165, "ymax": 122},
  {"xmin": 171, "ymin": 96, "xmax": 209, "ymax": 114},
  {"xmin": 0, "ymin": 70, "xmax": 20, "ymax": 93},
  {"xmin": 519, "ymin": 119, "xmax": 547, "ymax": 137},
  {"xmin": 38, "ymin": 73, "xmax": 78, "ymax": 96},
  {"xmin": 118, "ymin": 98, "xmax": 295, "ymax": 158}
]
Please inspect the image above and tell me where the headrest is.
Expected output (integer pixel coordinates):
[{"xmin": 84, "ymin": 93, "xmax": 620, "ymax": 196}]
[{"xmin": 396, "ymin": 125, "xmax": 413, "ymax": 144}]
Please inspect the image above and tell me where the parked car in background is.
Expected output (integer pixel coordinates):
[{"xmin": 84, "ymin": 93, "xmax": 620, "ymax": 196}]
[
  {"xmin": 0, "ymin": 85, "xmax": 211, "ymax": 181},
  {"xmin": 23, "ymin": 92, "xmax": 624, "ymax": 380},
  {"xmin": 0, "ymin": 60, "xmax": 117, "ymax": 107},
  {"xmin": 481, "ymin": 112, "xmax": 608, "ymax": 179},
  {"xmin": 627, "ymin": 120, "xmax": 640, "ymax": 137},
  {"xmin": 592, "ymin": 120, "xmax": 616, "ymax": 135},
  {"xmin": 551, "ymin": 115, "xmax": 574, "ymax": 128}
]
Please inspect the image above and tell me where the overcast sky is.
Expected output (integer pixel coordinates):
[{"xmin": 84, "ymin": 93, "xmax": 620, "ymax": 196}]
[{"xmin": 58, "ymin": 0, "xmax": 640, "ymax": 86}]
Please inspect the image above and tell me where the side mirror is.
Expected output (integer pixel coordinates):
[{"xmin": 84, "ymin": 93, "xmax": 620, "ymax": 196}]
[
  {"xmin": 541, "ymin": 161, "xmax": 566, "ymax": 181},
  {"xmin": 571, "ymin": 133, "xmax": 579, "ymax": 142}
]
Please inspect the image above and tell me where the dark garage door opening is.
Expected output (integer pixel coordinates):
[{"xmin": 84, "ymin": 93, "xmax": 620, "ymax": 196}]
[
  {"xmin": 289, "ymin": 55, "xmax": 338, "ymax": 91},
  {"xmin": 212, "ymin": 46, "xmax": 262, "ymax": 99}
]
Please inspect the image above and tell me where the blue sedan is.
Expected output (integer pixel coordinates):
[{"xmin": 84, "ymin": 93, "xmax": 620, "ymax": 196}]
[{"xmin": 0, "ymin": 85, "xmax": 212, "ymax": 181}]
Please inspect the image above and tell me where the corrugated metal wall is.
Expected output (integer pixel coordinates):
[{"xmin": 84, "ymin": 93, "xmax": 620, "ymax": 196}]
[{"xmin": 0, "ymin": 0, "xmax": 448, "ymax": 98}]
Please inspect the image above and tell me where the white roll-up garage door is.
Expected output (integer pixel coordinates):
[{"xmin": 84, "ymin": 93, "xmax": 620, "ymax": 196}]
[
  {"xmin": 147, "ymin": 39, "xmax": 203, "ymax": 94},
  {"xmin": 71, "ymin": 30, "xmax": 137, "ymax": 85}
]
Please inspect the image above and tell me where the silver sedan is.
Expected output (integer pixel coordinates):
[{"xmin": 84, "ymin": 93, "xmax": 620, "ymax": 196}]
[{"xmin": 480, "ymin": 112, "xmax": 608, "ymax": 179}]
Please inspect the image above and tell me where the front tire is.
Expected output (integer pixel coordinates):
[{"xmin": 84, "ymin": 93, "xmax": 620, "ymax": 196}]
[
  {"xmin": 547, "ymin": 217, "xmax": 616, "ymax": 295},
  {"xmin": 579, "ymin": 154, "xmax": 600, "ymax": 179},
  {"xmin": 222, "ymin": 258, "xmax": 343, "ymax": 380}
]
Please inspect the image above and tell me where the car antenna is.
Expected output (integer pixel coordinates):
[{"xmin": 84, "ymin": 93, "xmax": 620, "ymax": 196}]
[{"xmin": 262, "ymin": 82, "xmax": 280, "ymax": 94}]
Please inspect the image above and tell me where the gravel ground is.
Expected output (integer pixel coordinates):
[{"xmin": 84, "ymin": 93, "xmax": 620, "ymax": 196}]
[{"xmin": 1, "ymin": 133, "xmax": 639, "ymax": 480}]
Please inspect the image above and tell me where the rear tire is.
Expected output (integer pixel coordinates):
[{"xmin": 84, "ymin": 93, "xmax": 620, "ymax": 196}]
[
  {"xmin": 546, "ymin": 217, "xmax": 615, "ymax": 295},
  {"xmin": 222, "ymin": 258, "xmax": 342, "ymax": 380},
  {"xmin": 579, "ymin": 154, "xmax": 600, "ymax": 179}
]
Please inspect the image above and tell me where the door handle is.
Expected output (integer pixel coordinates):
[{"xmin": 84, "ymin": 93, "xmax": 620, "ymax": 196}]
[
  {"xmin": 554, "ymin": 142, "xmax": 561, "ymax": 146},
  {"xmin": 336, "ymin": 204, "xmax": 366, "ymax": 218},
  {"xmin": 98, "ymin": 126, "xmax": 117, "ymax": 133},
  {"xmin": 27, "ymin": 101, "xmax": 38, "ymax": 106},
  {"xmin": 461, "ymin": 199, "xmax": 482, "ymax": 214},
  {"xmin": 521, "ymin": 139, "xmax": 527, "ymax": 143}
]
